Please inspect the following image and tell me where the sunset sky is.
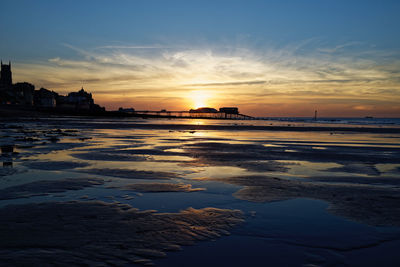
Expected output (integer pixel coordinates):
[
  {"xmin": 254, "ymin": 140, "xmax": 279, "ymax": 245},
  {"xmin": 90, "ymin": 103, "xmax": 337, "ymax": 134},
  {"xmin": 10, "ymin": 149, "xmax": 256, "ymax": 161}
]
[{"xmin": 1, "ymin": 0, "xmax": 399, "ymax": 117}]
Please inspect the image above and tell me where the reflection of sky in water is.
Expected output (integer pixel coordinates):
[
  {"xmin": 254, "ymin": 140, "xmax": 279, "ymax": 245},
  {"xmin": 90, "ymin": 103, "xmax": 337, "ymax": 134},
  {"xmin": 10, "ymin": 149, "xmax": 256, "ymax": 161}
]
[
  {"xmin": 1, "ymin": 118, "xmax": 400, "ymax": 266},
  {"xmin": 2, "ymin": 121, "xmax": 400, "ymax": 199},
  {"xmin": 41, "ymin": 117, "xmax": 400, "ymax": 128}
]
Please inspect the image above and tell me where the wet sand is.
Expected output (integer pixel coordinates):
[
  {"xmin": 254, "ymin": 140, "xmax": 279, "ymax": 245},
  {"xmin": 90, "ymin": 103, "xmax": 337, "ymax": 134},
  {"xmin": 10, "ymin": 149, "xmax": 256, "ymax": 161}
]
[
  {"xmin": 196, "ymin": 175, "xmax": 400, "ymax": 226},
  {"xmin": 118, "ymin": 183, "xmax": 206, "ymax": 193},
  {"xmin": 1, "ymin": 117, "xmax": 399, "ymax": 266},
  {"xmin": 0, "ymin": 201, "xmax": 243, "ymax": 265}
]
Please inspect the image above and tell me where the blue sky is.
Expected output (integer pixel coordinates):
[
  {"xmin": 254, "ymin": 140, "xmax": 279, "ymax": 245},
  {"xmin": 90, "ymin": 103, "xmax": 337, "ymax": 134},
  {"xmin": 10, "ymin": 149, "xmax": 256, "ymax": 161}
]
[{"xmin": 1, "ymin": 0, "xmax": 400, "ymax": 116}]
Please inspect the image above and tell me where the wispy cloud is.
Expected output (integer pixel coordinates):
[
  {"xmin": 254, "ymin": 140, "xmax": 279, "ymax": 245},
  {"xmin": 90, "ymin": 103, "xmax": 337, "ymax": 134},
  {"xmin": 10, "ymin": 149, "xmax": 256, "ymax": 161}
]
[
  {"xmin": 96, "ymin": 45, "xmax": 169, "ymax": 49},
  {"xmin": 11, "ymin": 40, "xmax": 400, "ymax": 116},
  {"xmin": 317, "ymin": 41, "xmax": 364, "ymax": 53},
  {"xmin": 185, "ymin": 80, "xmax": 266, "ymax": 87}
]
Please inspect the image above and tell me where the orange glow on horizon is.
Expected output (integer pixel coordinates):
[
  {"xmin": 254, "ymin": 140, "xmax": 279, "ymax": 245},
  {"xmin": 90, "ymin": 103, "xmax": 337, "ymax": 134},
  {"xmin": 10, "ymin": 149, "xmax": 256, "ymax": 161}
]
[{"xmin": 189, "ymin": 90, "xmax": 211, "ymax": 109}]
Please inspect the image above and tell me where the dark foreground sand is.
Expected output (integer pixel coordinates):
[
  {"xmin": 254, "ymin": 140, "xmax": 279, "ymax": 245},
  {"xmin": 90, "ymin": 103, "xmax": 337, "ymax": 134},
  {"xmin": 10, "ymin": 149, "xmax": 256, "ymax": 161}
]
[{"xmin": 0, "ymin": 201, "xmax": 243, "ymax": 266}]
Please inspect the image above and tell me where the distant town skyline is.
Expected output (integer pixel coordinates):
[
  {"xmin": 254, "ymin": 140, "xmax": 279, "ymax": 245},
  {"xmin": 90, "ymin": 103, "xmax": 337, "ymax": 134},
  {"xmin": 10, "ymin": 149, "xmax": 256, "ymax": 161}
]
[{"xmin": 1, "ymin": 0, "xmax": 400, "ymax": 117}]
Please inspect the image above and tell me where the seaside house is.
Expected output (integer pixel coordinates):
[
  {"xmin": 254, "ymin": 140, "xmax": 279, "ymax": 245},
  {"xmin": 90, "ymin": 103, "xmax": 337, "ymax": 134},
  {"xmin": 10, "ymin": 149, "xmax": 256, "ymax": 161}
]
[
  {"xmin": 56, "ymin": 87, "xmax": 104, "ymax": 112},
  {"xmin": 65, "ymin": 88, "xmax": 94, "ymax": 110},
  {"xmin": 13, "ymin": 82, "xmax": 35, "ymax": 106},
  {"xmin": 34, "ymin": 88, "xmax": 57, "ymax": 107}
]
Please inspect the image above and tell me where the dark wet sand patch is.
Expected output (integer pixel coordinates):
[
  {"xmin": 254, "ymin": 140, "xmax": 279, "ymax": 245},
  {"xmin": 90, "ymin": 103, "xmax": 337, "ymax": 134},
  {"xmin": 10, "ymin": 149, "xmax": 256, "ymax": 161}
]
[
  {"xmin": 0, "ymin": 167, "xmax": 19, "ymax": 177},
  {"xmin": 29, "ymin": 142, "xmax": 89, "ymax": 154},
  {"xmin": 182, "ymin": 159, "xmax": 290, "ymax": 173},
  {"xmin": 182, "ymin": 142, "xmax": 400, "ymax": 165},
  {"xmin": 110, "ymin": 148, "xmax": 186, "ymax": 156},
  {"xmin": 197, "ymin": 176, "xmax": 400, "ymax": 226},
  {"xmin": 0, "ymin": 178, "xmax": 104, "ymax": 200},
  {"xmin": 79, "ymin": 168, "xmax": 179, "ymax": 180},
  {"xmin": 234, "ymin": 161, "xmax": 292, "ymax": 172},
  {"xmin": 73, "ymin": 144, "xmax": 146, "ymax": 152},
  {"xmin": 159, "ymin": 137, "xmax": 231, "ymax": 143},
  {"xmin": 306, "ymin": 176, "xmax": 400, "ymax": 186},
  {"xmin": 3, "ymin": 127, "xmax": 81, "ymax": 142},
  {"xmin": 71, "ymin": 152, "xmax": 148, "ymax": 162},
  {"xmin": 70, "ymin": 147, "xmax": 187, "ymax": 162},
  {"xmin": 2, "ymin": 126, "xmax": 93, "ymax": 157},
  {"xmin": 118, "ymin": 183, "xmax": 205, "ymax": 192},
  {"xmin": 389, "ymin": 166, "xmax": 400, "ymax": 174},
  {"xmin": 325, "ymin": 163, "xmax": 381, "ymax": 176},
  {"xmin": 0, "ymin": 201, "xmax": 243, "ymax": 265},
  {"xmin": 24, "ymin": 161, "xmax": 90, "ymax": 170},
  {"xmin": 180, "ymin": 142, "xmax": 293, "ymax": 172},
  {"xmin": 102, "ymin": 134, "xmax": 153, "ymax": 140}
]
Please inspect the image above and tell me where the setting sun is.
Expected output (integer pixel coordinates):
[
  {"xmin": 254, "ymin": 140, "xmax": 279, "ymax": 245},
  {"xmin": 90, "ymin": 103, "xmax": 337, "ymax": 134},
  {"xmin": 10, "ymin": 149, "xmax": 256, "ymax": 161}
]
[{"xmin": 190, "ymin": 90, "xmax": 210, "ymax": 109}]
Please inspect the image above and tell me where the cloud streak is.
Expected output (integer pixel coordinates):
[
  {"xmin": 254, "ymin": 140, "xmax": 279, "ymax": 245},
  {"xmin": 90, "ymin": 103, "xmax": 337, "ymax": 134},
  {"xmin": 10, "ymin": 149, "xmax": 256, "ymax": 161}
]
[
  {"xmin": 186, "ymin": 80, "xmax": 266, "ymax": 87},
  {"xmin": 11, "ymin": 40, "xmax": 400, "ymax": 116}
]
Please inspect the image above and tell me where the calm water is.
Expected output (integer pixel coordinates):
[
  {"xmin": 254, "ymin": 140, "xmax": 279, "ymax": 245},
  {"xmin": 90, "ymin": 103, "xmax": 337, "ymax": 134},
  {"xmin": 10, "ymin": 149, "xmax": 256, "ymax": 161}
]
[{"xmin": 1, "ymin": 117, "xmax": 400, "ymax": 266}]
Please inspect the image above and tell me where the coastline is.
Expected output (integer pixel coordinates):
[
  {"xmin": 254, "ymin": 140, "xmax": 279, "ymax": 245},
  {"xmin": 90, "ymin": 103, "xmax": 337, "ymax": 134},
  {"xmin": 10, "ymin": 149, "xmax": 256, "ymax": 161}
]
[{"xmin": 1, "ymin": 114, "xmax": 399, "ymax": 134}]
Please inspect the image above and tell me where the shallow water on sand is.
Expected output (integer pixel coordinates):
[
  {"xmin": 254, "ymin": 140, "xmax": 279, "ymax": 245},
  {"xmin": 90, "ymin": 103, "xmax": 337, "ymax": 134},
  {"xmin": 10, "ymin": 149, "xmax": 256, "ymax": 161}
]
[{"xmin": 1, "ymin": 117, "xmax": 400, "ymax": 266}]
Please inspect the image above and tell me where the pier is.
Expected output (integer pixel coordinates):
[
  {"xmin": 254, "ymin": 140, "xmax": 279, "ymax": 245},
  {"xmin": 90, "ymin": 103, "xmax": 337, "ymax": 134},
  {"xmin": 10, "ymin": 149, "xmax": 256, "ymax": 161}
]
[{"xmin": 122, "ymin": 110, "xmax": 254, "ymax": 120}]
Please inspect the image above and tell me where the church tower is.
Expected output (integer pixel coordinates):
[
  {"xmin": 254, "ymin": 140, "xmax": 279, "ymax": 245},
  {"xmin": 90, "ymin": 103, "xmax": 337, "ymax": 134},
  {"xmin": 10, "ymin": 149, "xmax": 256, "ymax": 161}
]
[{"xmin": 0, "ymin": 61, "xmax": 13, "ymax": 86}]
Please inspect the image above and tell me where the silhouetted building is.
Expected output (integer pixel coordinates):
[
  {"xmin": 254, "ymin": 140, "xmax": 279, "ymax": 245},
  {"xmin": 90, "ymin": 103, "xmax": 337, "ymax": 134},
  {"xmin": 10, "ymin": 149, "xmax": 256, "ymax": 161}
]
[
  {"xmin": 0, "ymin": 61, "xmax": 35, "ymax": 105},
  {"xmin": 13, "ymin": 82, "xmax": 35, "ymax": 105},
  {"xmin": 0, "ymin": 62, "xmax": 104, "ymax": 113},
  {"xmin": 65, "ymin": 87, "xmax": 94, "ymax": 110},
  {"xmin": 189, "ymin": 107, "xmax": 218, "ymax": 113},
  {"xmin": 219, "ymin": 107, "xmax": 239, "ymax": 114},
  {"xmin": 56, "ymin": 87, "xmax": 104, "ymax": 111},
  {"xmin": 34, "ymin": 88, "xmax": 57, "ymax": 107},
  {"xmin": 0, "ymin": 92, "xmax": 13, "ymax": 104},
  {"xmin": 0, "ymin": 61, "xmax": 12, "ymax": 87},
  {"xmin": 55, "ymin": 95, "xmax": 71, "ymax": 109}
]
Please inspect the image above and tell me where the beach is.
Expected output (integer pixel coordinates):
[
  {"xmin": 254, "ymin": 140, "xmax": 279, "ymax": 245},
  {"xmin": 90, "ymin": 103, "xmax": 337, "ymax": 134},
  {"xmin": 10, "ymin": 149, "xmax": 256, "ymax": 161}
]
[{"xmin": 1, "ymin": 116, "xmax": 400, "ymax": 266}]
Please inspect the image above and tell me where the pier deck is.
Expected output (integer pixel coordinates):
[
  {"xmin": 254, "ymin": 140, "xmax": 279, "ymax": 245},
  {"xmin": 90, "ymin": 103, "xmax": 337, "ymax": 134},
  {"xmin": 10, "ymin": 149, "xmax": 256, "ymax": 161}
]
[{"xmin": 128, "ymin": 110, "xmax": 254, "ymax": 120}]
